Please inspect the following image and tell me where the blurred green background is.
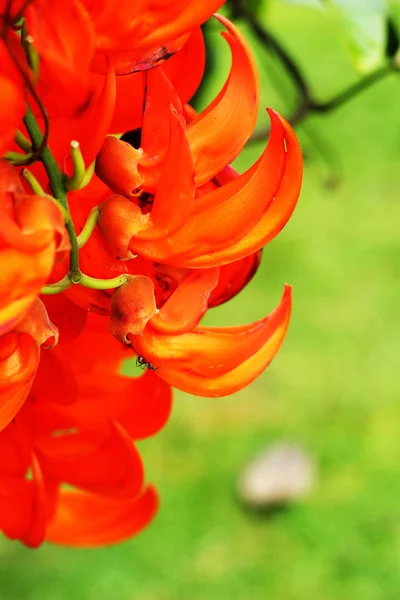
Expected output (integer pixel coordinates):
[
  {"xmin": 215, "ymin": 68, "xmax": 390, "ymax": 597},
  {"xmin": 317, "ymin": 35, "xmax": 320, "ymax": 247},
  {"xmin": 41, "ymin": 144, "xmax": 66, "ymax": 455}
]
[{"xmin": 1, "ymin": 2, "xmax": 399, "ymax": 599}]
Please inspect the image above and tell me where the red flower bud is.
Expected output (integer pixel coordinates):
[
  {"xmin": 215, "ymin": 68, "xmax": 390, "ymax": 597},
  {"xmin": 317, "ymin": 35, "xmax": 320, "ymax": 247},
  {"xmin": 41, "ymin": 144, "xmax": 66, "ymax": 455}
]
[
  {"xmin": 95, "ymin": 137, "xmax": 144, "ymax": 197},
  {"xmin": 109, "ymin": 276, "xmax": 157, "ymax": 343},
  {"xmin": 98, "ymin": 194, "xmax": 149, "ymax": 260}
]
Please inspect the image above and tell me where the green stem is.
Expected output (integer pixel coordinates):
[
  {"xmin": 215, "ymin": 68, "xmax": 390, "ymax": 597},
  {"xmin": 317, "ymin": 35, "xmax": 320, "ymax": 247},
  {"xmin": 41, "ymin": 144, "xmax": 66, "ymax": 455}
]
[
  {"xmin": 21, "ymin": 168, "xmax": 46, "ymax": 196},
  {"xmin": 41, "ymin": 276, "xmax": 73, "ymax": 295},
  {"xmin": 65, "ymin": 140, "xmax": 86, "ymax": 191},
  {"xmin": 24, "ymin": 106, "xmax": 79, "ymax": 273},
  {"xmin": 15, "ymin": 130, "xmax": 32, "ymax": 153},
  {"xmin": 77, "ymin": 206, "xmax": 100, "ymax": 248},
  {"xmin": 80, "ymin": 273, "xmax": 128, "ymax": 290}
]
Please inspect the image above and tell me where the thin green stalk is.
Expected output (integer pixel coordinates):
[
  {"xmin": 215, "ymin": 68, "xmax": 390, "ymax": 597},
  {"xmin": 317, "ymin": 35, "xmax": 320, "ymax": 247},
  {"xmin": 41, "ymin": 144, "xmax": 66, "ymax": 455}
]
[{"xmin": 23, "ymin": 106, "xmax": 79, "ymax": 273}]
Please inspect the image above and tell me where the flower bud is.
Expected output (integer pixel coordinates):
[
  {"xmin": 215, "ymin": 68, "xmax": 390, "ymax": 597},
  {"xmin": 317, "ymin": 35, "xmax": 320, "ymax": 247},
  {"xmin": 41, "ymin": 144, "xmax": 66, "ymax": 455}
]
[
  {"xmin": 95, "ymin": 136, "xmax": 144, "ymax": 197},
  {"xmin": 109, "ymin": 276, "xmax": 157, "ymax": 343},
  {"xmin": 98, "ymin": 194, "xmax": 149, "ymax": 260}
]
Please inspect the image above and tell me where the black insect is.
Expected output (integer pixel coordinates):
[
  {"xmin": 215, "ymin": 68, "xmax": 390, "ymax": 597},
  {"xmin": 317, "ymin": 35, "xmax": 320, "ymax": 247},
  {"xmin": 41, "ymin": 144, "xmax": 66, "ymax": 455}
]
[{"xmin": 136, "ymin": 355, "xmax": 158, "ymax": 371}]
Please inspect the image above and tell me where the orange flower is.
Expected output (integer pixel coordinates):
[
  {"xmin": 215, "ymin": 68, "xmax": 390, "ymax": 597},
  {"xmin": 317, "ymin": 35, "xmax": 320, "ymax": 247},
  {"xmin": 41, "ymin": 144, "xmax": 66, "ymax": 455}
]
[
  {"xmin": 0, "ymin": 298, "xmax": 58, "ymax": 432},
  {"xmin": 0, "ymin": 310, "xmax": 171, "ymax": 547},
  {"xmin": 0, "ymin": 160, "xmax": 69, "ymax": 336},
  {"xmin": 0, "ymin": 2, "xmax": 302, "ymax": 549},
  {"xmin": 109, "ymin": 272, "xmax": 292, "ymax": 397},
  {"xmin": 96, "ymin": 16, "xmax": 303, "ymax": 268}
]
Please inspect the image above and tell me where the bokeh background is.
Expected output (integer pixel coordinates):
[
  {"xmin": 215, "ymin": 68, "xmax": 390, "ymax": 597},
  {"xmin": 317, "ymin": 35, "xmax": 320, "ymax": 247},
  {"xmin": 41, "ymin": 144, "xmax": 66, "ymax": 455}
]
[{"xmin": 1, "ymin": 2, "xmax": 399, "ymax": 598}]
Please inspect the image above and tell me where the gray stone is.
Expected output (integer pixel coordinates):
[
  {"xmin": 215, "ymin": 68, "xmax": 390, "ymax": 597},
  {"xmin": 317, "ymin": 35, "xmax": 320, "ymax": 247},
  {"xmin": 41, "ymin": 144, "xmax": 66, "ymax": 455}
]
[{"xmin": 237, "ymin": 443, "xmax": 316, "ymax": 508}]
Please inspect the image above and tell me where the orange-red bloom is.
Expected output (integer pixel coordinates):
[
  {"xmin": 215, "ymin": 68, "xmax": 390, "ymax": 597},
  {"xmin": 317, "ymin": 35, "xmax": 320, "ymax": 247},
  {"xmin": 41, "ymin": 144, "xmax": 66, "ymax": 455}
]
[
  {"xmin": 0, "ymin": 160, "xmax": 68, "ymax": 336},
  {"xmin": 0, "ymin": 1, "xmax": 302, "ymax": 550},
  {"xmin": 0, "ymin": 310, "xmax": 171, "ymax": 547}
]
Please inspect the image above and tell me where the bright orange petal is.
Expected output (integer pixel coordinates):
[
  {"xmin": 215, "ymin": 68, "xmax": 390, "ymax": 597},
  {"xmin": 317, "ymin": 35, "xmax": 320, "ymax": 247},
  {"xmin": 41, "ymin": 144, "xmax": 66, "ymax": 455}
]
[
  {"xmin": 185, "ymin": 114, "xmax": 303, "ymax": 267},
  {"xmin": 36, "ymin": 421, "xmax": 144, "ymax": 499},
  {"xmin": 150, "ymin": 267, "xmax": 220, "ymax": 334},
  {"xmin": 45, "ymin": 484, "xmax": 158, "ymax": 547},
  {"xmin": 157, "ymin": 286, "xmax": 292, "ymax": 397},
  {"xmin": 187, "ymin": 14, "xmax": 260, "ymax": 186},
  {"xmin": 133, "ymin": 286, "xmax": 291, "ymax": 378},
  {"xmin": 0, "ymin": 332, "xmax": 39, "ymax": 431},
  {"xmin": 130, "ymin": 110, "xmax": 286, "ymax": 264},
  {"xmin": 136, "ymin": 105, "xmax": 195, "ymax": 240}
]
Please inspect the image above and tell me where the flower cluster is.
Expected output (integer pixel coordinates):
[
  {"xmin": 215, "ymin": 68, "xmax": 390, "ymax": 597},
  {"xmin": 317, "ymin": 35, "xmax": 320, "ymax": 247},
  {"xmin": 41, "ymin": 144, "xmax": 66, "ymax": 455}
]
[{"xmin": 0, "ymin": 0, "xmax": 302, "ymax": 547}]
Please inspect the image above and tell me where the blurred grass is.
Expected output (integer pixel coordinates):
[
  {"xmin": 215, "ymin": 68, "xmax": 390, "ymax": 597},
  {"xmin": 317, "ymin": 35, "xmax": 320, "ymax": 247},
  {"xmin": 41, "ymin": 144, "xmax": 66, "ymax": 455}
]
[{"xmin": 1, "ymin": 4, "xmax": 400, "ymax": 599}]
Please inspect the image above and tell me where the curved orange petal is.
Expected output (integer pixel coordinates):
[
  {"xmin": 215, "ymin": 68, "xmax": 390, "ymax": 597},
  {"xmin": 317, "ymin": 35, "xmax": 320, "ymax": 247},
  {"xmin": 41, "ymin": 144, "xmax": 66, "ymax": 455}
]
[
  {"xmin": 0, "ymin": 164, "xmax": 68, "ymax": 335},
  {"xmin": 129, "ymin": 110, "xmax": 286, "ymax": 264},
  {"xmin": 185, "ymin": 114, "xmax": 303, "ymax": 267},
  {"xmin": 136, "ymin": 105, "xmax": 195, "ymax": 240},
  {"xmin": 139, "ymin": 67, "xmax": 183, "ymax": 190},
  {"xmin": 157, "ymin": 286, "xmax": 292, "ymax": 397},
  {"xmin": 113, "ymin": 371, "xmax": 173, "ymax": 440},
  {"xmin": 45, "ymin": 484, "xmax": 158, "ymax": 547},
  {"xmin": 133, "ymin": 286, "xmax": 291, "ymax": 379},
  {"xmin": 0, "ymin": 332, "xmax": 39, "ymax": 431},
  {"xmin": 21, "ymin": 454, "xmax": 47, "ymax": 548},
  {"xmin": 65, "ymin": 370, "xmax": 173, "ymax": 440},
  {"xmin": 36, "ymin": 421, "xmax": 144, "ymax": 499},
  {"xmin": 187, "ymin": 14, "xmax": 260, "ymax": 186},
  {"xmin": 150, "ymin": 267, "xmax": 220, "ymax": 334},
  {"xmin": 26, "ymin": 0, "xmax": 95, "ymax": 116}
]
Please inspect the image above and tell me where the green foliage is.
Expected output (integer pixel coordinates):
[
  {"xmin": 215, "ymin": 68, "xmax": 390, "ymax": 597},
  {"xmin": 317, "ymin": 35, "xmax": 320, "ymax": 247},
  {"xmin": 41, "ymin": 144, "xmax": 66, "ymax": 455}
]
[{"xmin": 281, "ymin": 0, "xmax": 388, "ymax": 71}]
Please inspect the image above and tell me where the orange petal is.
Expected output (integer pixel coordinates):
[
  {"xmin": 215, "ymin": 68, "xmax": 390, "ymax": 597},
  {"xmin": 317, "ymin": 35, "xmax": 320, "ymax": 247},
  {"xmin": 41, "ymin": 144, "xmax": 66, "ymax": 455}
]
[
  {"xmin": 21, "ymin": 454, "xmax": 47, "ymax": 548},
  {"xmin": 208, "ymin": 251, "xmax": 262, "ymax": 308},
  {"xmin": 45, "ymin": 484, "xmax": 158, "ymax": 547},
  {"xmin": 30, "ymin": 344, "xmax": 77, "ymax": 406},
  {"xmin": 109, "ymin": 276, "xmax": 157, "ymax": 342},
  {"xmin": 157, "ymin": 286, "xmax": 292, "ymax": 397},
  {"xmin": 41, "ymin": 293, "xmax": 88, "ymax": 342},
  {"xmin": 65, "ymin": 370, "xmax": 173, "ymax": 440},
  {"xmin": 139, "ymin": 67, "xmax": 183, "ymax": 191},
  {"xmin": 187, "ymin": 14, "xmax": 260, "ymax": 186},
  {"xmin": 88, "ymin": 0, "xmax": 222, "ymax": 73},
  {"xmin": 0, "ymin": 418, "xmax": 31, "ymax": 477},
  {"xmin": 108, "ymin": 28, "xmax": 205, "ymax": 134},
  {"xmin": 36, "ymin": 420, "xmax": 144, "ymax": 499},
  {"xmin": 0, "ymin": 167, "xmax": 69, "ymax": 335},
  {"xmin": 0, "ymin": 332, "xmax": 39, "ymax": 431},
  {"xmin": 26, "ymin": 0, "xmax": 95, "ymax": 116},
  {"xmin": 113, "ymin": 371, "xmax": 172, "ymax": 440},
  {"xmin": 0, "ymin": 478, "xmax": 35, "ymax": 543},
  {"xmin": 150, "ymin": 267, "xmax": 220, "ymax": 334},
  {"xmin": 186, "ymin": 114, "xmax": 303, "ymax": 267},
  {"xmin": 133, "ymin": 285, "xmax": 291, "ymax": 378},
  {"xmin": 136, "ymin": 105, "xmax": 195, "ymax": 240},
  {"xmin": 130, "ymin": 109, "xmax": 286, "ymax": 264}
]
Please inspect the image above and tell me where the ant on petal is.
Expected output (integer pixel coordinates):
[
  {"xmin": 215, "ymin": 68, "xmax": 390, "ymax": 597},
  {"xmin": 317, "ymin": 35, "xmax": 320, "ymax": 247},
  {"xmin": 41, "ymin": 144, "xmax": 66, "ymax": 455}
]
[{"xmin": 136, "ymin": 355, "xmax": 158, "ymax": 371}]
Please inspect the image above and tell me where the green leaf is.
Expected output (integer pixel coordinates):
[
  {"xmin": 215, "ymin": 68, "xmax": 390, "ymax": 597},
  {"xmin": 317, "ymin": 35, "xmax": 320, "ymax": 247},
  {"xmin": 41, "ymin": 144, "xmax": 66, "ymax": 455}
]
[{"xmin": 321, "ymin": 0, "xmax": 387, "ymax": 72}]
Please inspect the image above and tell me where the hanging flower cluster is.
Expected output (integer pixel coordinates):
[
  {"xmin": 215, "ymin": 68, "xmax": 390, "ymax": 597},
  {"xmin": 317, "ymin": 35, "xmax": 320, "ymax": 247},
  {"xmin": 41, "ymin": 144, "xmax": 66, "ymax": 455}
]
[{"xmin": 0, "ymin": 0, "xmax": 302, "ymax": 547}]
